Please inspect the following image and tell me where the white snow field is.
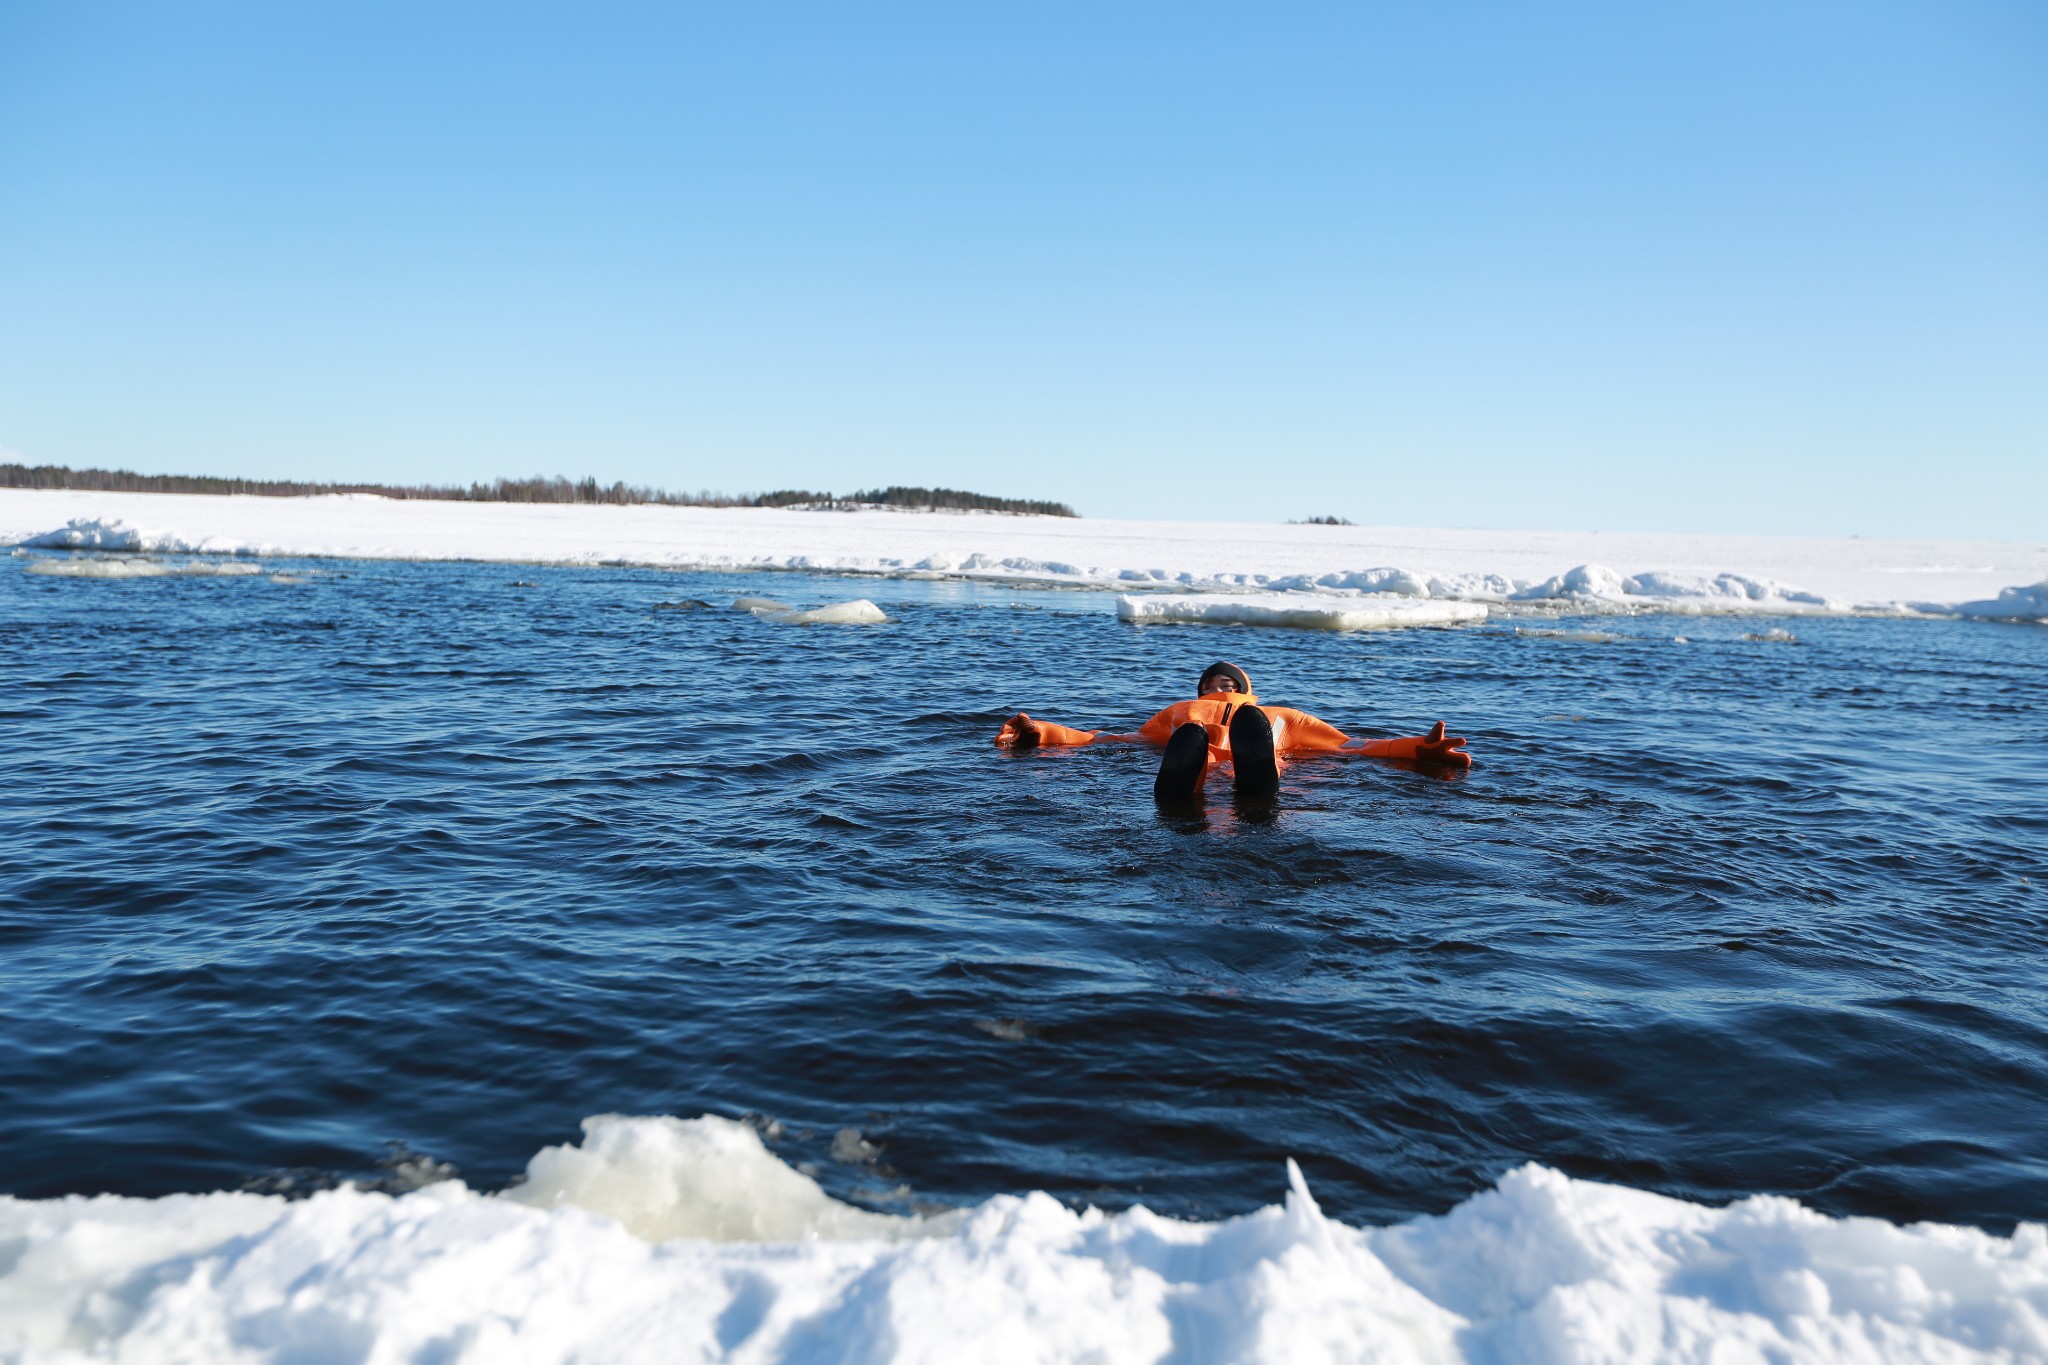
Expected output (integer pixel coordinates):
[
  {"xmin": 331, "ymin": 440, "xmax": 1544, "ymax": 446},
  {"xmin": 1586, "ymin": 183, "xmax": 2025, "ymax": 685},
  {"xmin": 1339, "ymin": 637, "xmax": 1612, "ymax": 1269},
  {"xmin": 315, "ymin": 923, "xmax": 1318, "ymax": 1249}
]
[
  {"xmin": 3, "ymin": 1115, "xmax": 2045, "ymax": 1365},
  {"xmin": 4, "ymin": 490, "xmax": 2044, "ymax": 620}
]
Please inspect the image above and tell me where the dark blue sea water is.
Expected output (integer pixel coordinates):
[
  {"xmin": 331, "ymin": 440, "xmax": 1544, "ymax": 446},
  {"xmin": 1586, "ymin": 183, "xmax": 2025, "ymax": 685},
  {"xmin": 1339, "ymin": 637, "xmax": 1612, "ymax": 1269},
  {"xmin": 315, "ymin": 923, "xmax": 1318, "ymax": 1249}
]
[{"xmin": 3, "ymin": 555, "xmax": 2045, "ymax": 1232}]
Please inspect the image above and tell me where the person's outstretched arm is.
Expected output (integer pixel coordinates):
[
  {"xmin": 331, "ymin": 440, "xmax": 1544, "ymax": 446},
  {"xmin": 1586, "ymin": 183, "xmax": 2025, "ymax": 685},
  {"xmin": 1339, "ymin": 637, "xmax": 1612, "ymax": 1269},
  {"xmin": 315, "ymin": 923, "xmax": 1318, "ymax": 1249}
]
[
  {"xmin": 994, "ymin": 713, "xmax": 1097, "ymax": 747},
  {"xmin": 1343, "ymin": 721, "xmax": 1472, "ymax": 768},
  {"xmin": 994, "ymin": 709, "xmax": 1168, "ymax": 748}
]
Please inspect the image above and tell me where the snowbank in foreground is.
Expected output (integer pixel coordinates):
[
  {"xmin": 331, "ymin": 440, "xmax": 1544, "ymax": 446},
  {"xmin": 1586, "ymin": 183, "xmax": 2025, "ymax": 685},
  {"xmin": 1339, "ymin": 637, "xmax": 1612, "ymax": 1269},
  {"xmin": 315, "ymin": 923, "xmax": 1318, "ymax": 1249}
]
[
  {"xmin": 2, "ymin": 1115, "xmax": 2042, "ymax": 1365},
  {"xmin": 5, "ymin": 490, "xmax": 2045, "ymax": 618}
]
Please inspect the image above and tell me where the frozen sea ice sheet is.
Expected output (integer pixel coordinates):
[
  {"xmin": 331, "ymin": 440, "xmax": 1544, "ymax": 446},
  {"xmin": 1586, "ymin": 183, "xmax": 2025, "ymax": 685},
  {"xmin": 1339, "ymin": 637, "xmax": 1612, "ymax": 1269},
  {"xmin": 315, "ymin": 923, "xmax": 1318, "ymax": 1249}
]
[
  {"xmin": 6, "ymin": 496, "xmax": 2048, "ymax": 616},
  {"xmin": 1118, "ymin": 593, "xmax": 1488, "ymax": 631},
  {"xmin": 3, "ymin": 1114, "xmax": 2045, "ymax": 1364}
]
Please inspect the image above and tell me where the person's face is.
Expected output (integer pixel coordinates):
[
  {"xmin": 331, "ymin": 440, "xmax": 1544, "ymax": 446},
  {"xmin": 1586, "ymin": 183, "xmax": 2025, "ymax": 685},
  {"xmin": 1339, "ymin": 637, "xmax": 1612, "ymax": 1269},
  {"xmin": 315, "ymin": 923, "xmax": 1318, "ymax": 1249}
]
[{"xmin": 1200, "ymin": 674, "xmax": 1241, "ymax": 696}]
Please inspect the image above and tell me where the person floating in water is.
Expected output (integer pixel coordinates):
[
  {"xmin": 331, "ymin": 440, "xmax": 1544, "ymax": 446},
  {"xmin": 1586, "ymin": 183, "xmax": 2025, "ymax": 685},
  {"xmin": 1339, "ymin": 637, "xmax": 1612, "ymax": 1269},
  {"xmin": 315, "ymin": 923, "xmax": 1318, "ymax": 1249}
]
[{"xmin": 994, "ymin": 660, "xmax": 1471, "ymax": 801}]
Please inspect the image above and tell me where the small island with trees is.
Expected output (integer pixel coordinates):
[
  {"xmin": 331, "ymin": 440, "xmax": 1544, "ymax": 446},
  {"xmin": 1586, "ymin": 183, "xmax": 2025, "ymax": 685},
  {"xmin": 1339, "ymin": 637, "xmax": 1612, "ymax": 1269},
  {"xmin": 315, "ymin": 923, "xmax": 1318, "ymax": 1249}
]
[{"xmin": 1, "ymin": 463, "xmax": 1077, "ymax": 517}]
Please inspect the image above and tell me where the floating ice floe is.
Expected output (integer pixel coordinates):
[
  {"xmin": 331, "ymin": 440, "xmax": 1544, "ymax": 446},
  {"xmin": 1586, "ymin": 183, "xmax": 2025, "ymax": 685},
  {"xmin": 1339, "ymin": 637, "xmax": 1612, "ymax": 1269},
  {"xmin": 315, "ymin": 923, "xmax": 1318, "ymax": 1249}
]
[
  {"xmin": 1118, "ymin": 593, "xmax": 1487, "ymax": 630},
  {"xmin": 3, "ymin": 1113, "xmax": 2045, "ymax": 1364},
  {"xmin": 750, "ymin": 598, "xmax": 889, "ymax": 625},
  {"xmin": 1956, "ymin": 580, "xmax": 2048, "ymax": 622}
]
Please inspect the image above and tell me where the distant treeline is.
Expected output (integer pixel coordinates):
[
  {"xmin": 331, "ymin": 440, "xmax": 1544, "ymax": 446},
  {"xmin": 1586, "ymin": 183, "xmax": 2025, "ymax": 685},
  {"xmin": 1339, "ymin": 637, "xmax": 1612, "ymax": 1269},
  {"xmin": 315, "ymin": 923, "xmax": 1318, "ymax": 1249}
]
[{"xmin": 0, "ymin": 464, "xmax": 1077, "ymax": 517}]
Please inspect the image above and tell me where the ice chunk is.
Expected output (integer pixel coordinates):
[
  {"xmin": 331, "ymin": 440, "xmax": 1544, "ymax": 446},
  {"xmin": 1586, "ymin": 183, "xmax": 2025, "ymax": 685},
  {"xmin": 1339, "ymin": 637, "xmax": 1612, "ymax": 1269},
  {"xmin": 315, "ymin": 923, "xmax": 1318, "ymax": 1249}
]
[
  {"xmin": 1956, "ymin": 580, "xmax": 2048, "ymax": 621},
  {"xmin": 1511, "ymin": 564, "xmax": 1842, "ymax": 614},
  {"xmin": 1317, "ymin": 567, "xmax": 1432, "ymax": 596},
  {"xmin": 1623, "ymin": 570, "xmax": 1830, "ymax": 607},
  {"xmin": 20, "ymin": 517, "xmax": 153, "ymax": 551},
  {"xmin": 753, "ymin": 599, "xmax": 888, "ymax": 625},
  {"xmin": 829, "ymin": 1128, "xmax": 881, "ymax": 1165},
  {"xmin": 1117, "ymin": 593, "xmax": 1485, "ymax": 630},
  {"xmin": 1511, "ymin": 563, "xmax": 1632, "ymax": 601},
  {"xmin": 1265, "ymin": 567, "xmax": 1434, "ymax": 596},
  {"xmin": 1426, "ymin": 572, "xmax": 1520, "ymax": 600},
  {"xmin": 502, "ymin": 1114, "xmax": 916, "ymax": 1242},
  {"xmin": 17, "ymin": 517, "xmax": 208, "ymax": 553}
]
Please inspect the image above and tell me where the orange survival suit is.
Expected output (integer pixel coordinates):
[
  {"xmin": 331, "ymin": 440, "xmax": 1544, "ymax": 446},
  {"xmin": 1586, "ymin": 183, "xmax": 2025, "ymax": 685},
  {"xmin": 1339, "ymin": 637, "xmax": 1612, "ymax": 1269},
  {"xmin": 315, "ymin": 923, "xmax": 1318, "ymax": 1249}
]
[{"xmin": 994, "ymin": 689, "xmax": 1455, "ymax": 769}]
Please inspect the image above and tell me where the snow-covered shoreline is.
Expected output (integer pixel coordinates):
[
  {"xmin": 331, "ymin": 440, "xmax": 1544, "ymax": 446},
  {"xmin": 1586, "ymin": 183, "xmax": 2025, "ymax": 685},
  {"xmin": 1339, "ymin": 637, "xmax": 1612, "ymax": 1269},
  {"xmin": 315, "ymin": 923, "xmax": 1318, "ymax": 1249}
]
[
  {"xmin": 5, "ymin": 489, "xmax": 2044, "ymax": 619},
  {"xmin": 5, "ymin": 1113, "xmax": 2044, "ymax": 1363}
]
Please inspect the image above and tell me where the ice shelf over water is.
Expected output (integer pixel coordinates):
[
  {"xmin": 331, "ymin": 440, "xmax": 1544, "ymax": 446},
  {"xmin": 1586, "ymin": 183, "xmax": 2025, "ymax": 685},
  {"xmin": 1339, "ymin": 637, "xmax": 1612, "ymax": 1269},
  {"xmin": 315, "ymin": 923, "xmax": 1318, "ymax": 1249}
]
[
  {"xmin": 5, "ymin": 490, "xmax": 2044, "ymax": 618},
  {"xmin": 1, "ymin": 1115, "xmax": 2043, "ymax": 1364}
]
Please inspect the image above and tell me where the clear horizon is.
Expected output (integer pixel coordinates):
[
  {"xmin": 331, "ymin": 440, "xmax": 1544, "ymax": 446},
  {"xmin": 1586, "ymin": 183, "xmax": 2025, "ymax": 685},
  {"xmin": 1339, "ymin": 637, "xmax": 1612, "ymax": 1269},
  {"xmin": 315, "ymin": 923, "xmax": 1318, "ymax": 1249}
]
[{"xmin": 2, "ymin": 1, "xmax": 2042, "ymax": 540}]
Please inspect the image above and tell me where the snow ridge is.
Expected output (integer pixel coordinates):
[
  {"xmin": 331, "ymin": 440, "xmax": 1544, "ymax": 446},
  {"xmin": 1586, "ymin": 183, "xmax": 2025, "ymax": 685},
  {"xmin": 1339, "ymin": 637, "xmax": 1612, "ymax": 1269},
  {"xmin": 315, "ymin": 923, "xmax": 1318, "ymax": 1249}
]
[{"xmin": 3, "ymin": 1115, "xmax": 2043, "ymax": 1364}]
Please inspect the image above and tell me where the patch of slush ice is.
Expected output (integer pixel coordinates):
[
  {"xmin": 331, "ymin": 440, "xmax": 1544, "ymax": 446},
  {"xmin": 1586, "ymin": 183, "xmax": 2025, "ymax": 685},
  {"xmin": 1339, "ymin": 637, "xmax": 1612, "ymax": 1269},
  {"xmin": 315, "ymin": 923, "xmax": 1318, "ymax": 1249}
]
[
  {"xmin": 26, "ymin": 556, "xmax": 178, "ymax": 578},
  {"xmin": 1956, "ymin": 580, "xmax": 2048, "ymax": 622},
  {"xmin": 3, "ymin": 1114, "xmax": 2045, "ymax": 1364},
  {"xmin": 1513, "ymin": 627, "xmax": 1626, "ymax": 644},
  {"xmin": 1118, "ymin": 593, "xmax": 1487, "ymax": 630},
  {"xmin": 24, "ymin": 557, "xmax": 264, "ymax": 579}
]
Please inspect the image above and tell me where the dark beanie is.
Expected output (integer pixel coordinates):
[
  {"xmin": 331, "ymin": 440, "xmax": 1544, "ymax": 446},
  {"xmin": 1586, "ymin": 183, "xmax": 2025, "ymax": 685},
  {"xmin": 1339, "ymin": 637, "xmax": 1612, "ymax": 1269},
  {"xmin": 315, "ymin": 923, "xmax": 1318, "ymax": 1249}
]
[{"xmin": 1199, "ymin": 661, "xmax": 1251, "ymax": 694}]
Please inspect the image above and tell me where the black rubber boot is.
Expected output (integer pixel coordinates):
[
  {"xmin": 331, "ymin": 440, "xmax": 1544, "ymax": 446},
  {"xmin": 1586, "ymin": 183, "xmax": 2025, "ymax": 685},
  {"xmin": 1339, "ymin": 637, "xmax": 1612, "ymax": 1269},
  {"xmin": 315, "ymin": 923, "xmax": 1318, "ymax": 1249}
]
[
  {"xmin": 1228, "ymin": 705, "xmax": 1279, "ymax": 799},
  {"xmin": 1153, "ymin": 722, "xmax": 1210, "ymax": 802}
]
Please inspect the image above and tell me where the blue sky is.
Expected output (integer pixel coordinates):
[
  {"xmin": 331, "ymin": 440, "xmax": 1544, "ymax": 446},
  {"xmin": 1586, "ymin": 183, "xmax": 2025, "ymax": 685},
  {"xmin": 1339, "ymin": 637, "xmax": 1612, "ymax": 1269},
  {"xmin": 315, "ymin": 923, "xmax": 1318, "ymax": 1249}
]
[{"xmin": 2, "ymin": 1, "xmax": 2042, "ymax": 536}]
